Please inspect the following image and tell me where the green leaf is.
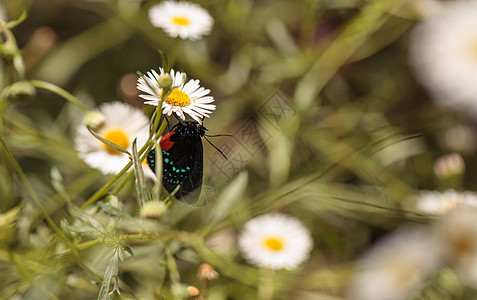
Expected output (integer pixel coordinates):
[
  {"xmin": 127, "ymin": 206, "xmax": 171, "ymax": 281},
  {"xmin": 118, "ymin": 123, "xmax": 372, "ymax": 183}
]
[
  {"xmin": 50, "ymin": 166, "xmax": 71, "ymax": 205},
  {"xmin": 87, "ymin": 125, "xmax": 130, "ymax": 155},
  {"xmin": 88, "ymin": 217, "xmax": 111, "ymax": 238},
  {"xmin": 204, "ymin": 172, "xmax": 248, "ymax": 223},
  {"xmin": 132, "ymin": 138, "xmax": 144, "ymax": 185},
  {"xmin": 131, "ymin": 138, "xmax": 151, "ymax": 204},
  {"xmin": 97, "ymin": 202, "xmax": 131, "ymax": 218},
  {"xmin": 123, "ymin": 246, "xmax": 134, "ymax": 258},
  {"xmin": 97, "ymin": 249, "xmax": 119, "ymax": 300}
]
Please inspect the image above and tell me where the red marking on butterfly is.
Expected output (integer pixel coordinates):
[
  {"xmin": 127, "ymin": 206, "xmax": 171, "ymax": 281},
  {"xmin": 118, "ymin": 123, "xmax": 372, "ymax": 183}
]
[{"xmin": 159, "ymin": 131, "xmax": 175, "ymax": 151}]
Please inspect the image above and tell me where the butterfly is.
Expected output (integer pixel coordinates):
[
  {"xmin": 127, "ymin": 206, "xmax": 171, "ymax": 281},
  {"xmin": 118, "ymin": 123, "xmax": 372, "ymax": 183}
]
[{"xmin": 147, "ymin": 121, "xmax": 226, "ymax": 204}]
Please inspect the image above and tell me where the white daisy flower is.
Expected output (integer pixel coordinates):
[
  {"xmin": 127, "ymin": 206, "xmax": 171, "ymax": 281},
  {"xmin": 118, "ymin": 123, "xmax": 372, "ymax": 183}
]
[
  {"xmin": 347, "ymin": 227, "xmax": 443, "ymax": 300},
  {"xmin": 415, "ymin": 190, "xmax": 477, "ymax": 215},
  {"xmin": 238, "ymin": 213, "xmax": 313, "ymax": 270},
  {"xmin": 148, "ymin": 1, "xmax": 213, "ymax": 40},
  {"xmin": 75, "ymin": 102, "xmax": 151, "ymax": 175},
  {"xmin": 137, "ymin": 68, "xmax": 215, "ymax": 123},
  {"xmin": 409, "ymin": 1, "xmax": 477, "ymax": 115}
]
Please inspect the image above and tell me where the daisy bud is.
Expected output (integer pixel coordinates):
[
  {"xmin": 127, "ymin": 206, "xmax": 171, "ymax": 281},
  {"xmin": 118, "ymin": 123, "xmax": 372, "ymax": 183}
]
[
  {"xmin": 186, "ymin": 286, "xmax": 200, "ymax": 298},
  {"xmin": 0, "ymin": 43, "xmax": 17, "ymax": 60},
  {"xmin": 28, "ymin": 27, "xmax": 57, "ymax": 52},
  {"xmin": 433, "ymin": 153, "xmax": 465, "ymax": 179},
  {"xmin": 158, "ymin": 73, "xmax": 173, "ymax": 89},
  {"xmin": 85, "ymin": 111, "xmax": 106, "ymax": 131},
  {"xmin": 140, "ymin": 200, "xmax": 167, "ymax": 220},
  {"xmin": 171, "ymin": 283, "xmax": 190, "ymax": 299},
  {"xmin": 198, "ymin": 263, "xmax": 219, "ymax": 281}
]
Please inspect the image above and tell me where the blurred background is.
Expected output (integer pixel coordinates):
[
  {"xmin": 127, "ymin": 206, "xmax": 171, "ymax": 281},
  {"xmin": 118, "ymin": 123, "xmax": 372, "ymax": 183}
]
[{"xmin": 2, "ymin": 0, "xmax": 477, "ymax": 299}]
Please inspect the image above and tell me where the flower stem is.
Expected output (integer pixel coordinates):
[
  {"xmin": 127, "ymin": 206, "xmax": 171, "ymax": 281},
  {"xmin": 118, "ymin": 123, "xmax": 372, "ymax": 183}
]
[
  {"xmin": 29, "ymin": 80, "xmax": 89, "ymax": 114},
  {"xmin": 0, "ymin": 20, "xmax": 25, "ymax": 79}
]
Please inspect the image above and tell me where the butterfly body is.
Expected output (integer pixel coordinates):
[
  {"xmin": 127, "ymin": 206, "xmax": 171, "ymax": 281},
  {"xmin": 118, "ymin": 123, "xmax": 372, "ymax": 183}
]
[{"xmin": 147, "ymin": 121, "xmax": 206, "ymax": 202}]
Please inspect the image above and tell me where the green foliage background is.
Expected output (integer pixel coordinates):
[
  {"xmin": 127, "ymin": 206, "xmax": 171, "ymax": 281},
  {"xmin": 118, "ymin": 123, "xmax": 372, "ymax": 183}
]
[{"xmin": 0, "ymin": 0, "xmax": 474, "ymax": 299}]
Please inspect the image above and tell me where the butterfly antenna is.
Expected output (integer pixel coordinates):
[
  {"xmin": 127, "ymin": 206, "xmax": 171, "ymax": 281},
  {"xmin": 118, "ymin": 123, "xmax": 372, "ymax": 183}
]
[
  {"xmin": 165, "ymin": 115, "xmax": 172, "ymax": 131},
  {"xmin": 204, "ymin": 136, "xmax": 228, "ymax": 160},
  {"xmin": 172, "ymin": 113, "xmax": 184, "ymax": 124},
  {"xmin": 205, "ymin": 133, "xmax": 233, "ymax": 137}
]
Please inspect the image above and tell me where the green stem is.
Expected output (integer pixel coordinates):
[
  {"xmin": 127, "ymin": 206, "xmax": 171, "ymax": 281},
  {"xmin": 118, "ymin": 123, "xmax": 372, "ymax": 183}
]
[
  {"xmin": 165, "ymin": 248, "xmax": 181, "ymax": 284},
  {"xmin": 258, "ymin": 269, "xmax": 275, "ymax": 300},
  {"xmin": 29, "ymin": 80, "xmax": 89, "ymax": 114},
  {"xmin": 149, "ymin": 89, "xmax": 171, "ymax": 139},
  {"xmin": 112, "ymin": 170, "xmax": 134, "ymax": 195},
  {"xmin": 80, "ymin": 160, "xmax": 133, "ymax": 210},
  {"xmin": 0, "ymin": 20, "xmax": 25, "ymax": 79}
]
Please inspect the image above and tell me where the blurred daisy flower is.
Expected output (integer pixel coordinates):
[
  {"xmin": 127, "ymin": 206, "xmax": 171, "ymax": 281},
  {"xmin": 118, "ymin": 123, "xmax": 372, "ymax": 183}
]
[
  {"xmin": 409, "ymin": 0, "xmax": 447, "ymax": 16},
  {"xmin": 238, "ymin": 213, "xmax": 313, "ymax": 270},
  {"xmin": 439, "ymin": 208, "xmax": 477, "ymax": 286},
  {"xmin": 75, "ymin": 102, "xmax": 151, "ymax": 175},
  {"xmin": 148, "ymin": 1, "xmax": 213, "ymax": 40},
  {"xmin": 410, "ymin": 1, "xmax": 477, "ymax": 114},
  {"xmin": 137, "ymin": 68, "xmax": 215, "ymax": 123},
  {"xmin": 347, "ymin": 227, "xmax": 442, "ymax": 300},
  {"xmin": 414, "ymin": 190, "xmax": 477, "ymax": 215}
]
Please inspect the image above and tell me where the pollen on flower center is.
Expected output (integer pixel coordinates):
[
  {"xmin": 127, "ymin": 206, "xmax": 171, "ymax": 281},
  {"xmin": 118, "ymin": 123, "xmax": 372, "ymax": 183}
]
[
  {"xmin": 172, "ymin": 16, "xmax": 190, "ymax": 26},
  {"xmin": 166, "ymin": 88, "xmax": 191, "ymax": 107},
  {"xmin": 102, "ymin": 129, "xmax": 129, "ymax": 154},
  {"xmin": 264, "ymin": 237, "xmax": 284, "ymax": 251}
]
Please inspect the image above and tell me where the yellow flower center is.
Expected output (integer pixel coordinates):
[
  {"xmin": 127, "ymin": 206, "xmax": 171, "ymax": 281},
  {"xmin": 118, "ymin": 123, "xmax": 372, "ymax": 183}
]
[
  {"xmin": 102, "ymin": 128, "xmax": 129, "ymax": 154},
  {"xmin": 166, "ymin": 88, "xmax": 191, "ymax": 107},
  {"xmin": 263, "ymin": 236, "xmax": 284, "ymax": 251},
  {"xmin": 172, "ymin": 16, "xmax": 190, "ymax": 26}
]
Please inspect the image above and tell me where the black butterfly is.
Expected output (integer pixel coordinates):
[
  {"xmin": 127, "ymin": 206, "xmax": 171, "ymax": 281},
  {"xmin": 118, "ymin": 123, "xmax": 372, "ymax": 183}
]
[{"xmin": 147, "ymin": 121, "xmax": 226, "ymax": 204}]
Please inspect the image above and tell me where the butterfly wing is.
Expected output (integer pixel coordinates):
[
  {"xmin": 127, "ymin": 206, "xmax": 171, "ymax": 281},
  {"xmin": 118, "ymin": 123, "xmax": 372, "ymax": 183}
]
[
  {"xmin": 176, "ymin": 134, "xmax": 203, "ymax": 202},
  {"xmin": 146, "ymin": 122, "xmax": 204, "ymax": 205}
]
